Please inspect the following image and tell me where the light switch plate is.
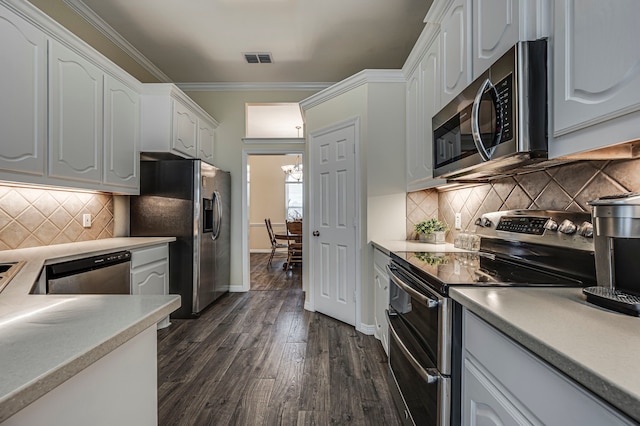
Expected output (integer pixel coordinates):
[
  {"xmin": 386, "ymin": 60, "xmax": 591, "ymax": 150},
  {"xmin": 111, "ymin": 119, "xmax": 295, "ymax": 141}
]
[
  {"xmin": 82, "ymin": 213, "xmax": 91, "ymax": 228},
  {"xmin": 455, "ymin": 212, "xmax": 462, "ymax": 230}
]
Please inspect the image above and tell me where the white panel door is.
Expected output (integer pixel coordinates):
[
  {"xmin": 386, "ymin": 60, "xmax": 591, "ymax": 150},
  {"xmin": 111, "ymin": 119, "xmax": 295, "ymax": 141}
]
[
  {"xmin": 104, "ymin": 75, "xmax": 139, "ymax": 189},
  {"xmin": 554, "ymin": 0, "xmax": 640, "ymax": 136},
  {"xmin": 405, "ymin": 65, "xmax": 422, "ymax": 188},
  {"xmin": 441, "ymin": 0, "xmax": 471, "ymax": 107},
  {"xmin": 310, "ymin": 120, "xmax": 357, "ymax": 326},
  {"xmin": 49, "ymin": 40, "xmax": 102, "ymax": 183},
  {"xmin": 131, "ymin": 262, "xmax": 168, "ymax": 295},
  {"xmin": 473, "ymin": 0, "xmax": 520, "ymax": 79},
  {"xmin": 172, "ymin": 100, "xmax": 198, "ymax": 158},
  {"xmin": 0, "ymin": 6, "xmax": 47, "ymax": 177}
]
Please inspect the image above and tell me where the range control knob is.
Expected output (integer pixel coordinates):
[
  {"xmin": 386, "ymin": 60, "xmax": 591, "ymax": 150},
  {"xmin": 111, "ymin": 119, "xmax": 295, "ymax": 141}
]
[
  {"xmin": 578, "ymin": 221, "xmax": 594, "ymax": 238},
  {"xmin": 558, "ymin": 219, "xmax": 577, "ymax": 234},
  {"xmin": 474, "ymin": 217, "xmax": 493, "ymax": 228},
  {"xmin": 544, "ymin": 219, "xmax": 558, "ymax": 231}
]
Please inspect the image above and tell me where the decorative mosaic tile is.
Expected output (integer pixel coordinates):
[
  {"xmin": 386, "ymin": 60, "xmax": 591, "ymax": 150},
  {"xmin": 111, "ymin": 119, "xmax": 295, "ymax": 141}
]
[{"xmin": 0, "ymin": 185, "xmax": 113, "ymax": 250}]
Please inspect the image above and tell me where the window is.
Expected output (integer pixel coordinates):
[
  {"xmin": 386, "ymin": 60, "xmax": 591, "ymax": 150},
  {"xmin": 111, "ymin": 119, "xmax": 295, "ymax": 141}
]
[
  {"xmin": 285, "ymin": 173, "xmax": 303, "ymax": 220},
  {"xmin": 245, "ymin": 103, "xmax": 304, "ymax": 138}
]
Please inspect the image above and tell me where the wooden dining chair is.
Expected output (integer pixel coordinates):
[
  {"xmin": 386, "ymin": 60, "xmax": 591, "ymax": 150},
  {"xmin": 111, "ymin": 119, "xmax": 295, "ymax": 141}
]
[
  {"xmin": 285, "ymin": 220, "xmax": 303, "ymax": 269},
  {"xmin": 265, "ymin": 218, "xmax": 287, "ymax": 267}
]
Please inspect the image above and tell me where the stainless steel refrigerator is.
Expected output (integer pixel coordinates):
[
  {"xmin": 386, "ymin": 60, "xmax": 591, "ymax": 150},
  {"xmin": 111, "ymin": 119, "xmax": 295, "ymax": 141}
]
[{"xmin": 130, "ymin": 159, "xmax": 231, "ymax": 318}]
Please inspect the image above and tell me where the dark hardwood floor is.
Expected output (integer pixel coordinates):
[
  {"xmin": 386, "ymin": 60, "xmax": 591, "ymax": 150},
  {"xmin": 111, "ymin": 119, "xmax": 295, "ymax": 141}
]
[{"xmin": 156, "ymin": 253, "xmax": 400, "ymax": 425}]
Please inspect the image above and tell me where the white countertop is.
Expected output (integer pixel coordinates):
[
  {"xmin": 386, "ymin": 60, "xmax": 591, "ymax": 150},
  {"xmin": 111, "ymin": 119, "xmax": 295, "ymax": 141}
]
[
  {"xmin": 451, "ymin": 287, "xmax": 640, "ymax": 423},
  {"xmin": 0, "ymin": 237, "xmax": 180, "ymax": 422},
  {"xmin": 371, "ymin": 239, "xmax": 466, "ymax": 255}
]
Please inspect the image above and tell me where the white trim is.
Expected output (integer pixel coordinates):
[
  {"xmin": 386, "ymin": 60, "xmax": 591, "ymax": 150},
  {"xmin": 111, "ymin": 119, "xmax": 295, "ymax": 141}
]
[
  {"xmin": 228, "ymin": 284, "xmax": 245, "ymax": 293},
  {"xmin": 62, "ymin": 0, "xmax": 172, "ymax": 83},
  {"xmin": 177, "ymin": 82, "xmax": 333, "ymax": 92},
  {"xmin": 141, "ymin": 84, "xmax": 219, "ymax": 126},
  {"xmin": 424, "ymin": 0, "xmax": 455, "ymax": 24},
  {"xmin": 307, "ymin": 116, "xmax": 361, "ymax": 329},
  {"xmin": 402, "ymin": 23, "xmax": 440, "ymax": 78},
  {"xmin": 242, "ymin": 146, "xmax": 306, "ymax": 292},
  {"xmin": 299, "ymin": 70, "xmax": 406, "ymax": 111},
  {"xmin": 359, "ymin": 323, "xmax": 376, "ymax": 336},
  {"xmin": 242, "ymin": 137, "xmax": 305, "ymax": 145}
]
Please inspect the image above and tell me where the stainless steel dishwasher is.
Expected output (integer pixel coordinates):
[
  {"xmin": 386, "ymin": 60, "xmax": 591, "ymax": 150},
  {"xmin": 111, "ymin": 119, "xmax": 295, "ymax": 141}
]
[{"xmin": 46, "ymin": 251, "xmax": 131, "ymax": 294}]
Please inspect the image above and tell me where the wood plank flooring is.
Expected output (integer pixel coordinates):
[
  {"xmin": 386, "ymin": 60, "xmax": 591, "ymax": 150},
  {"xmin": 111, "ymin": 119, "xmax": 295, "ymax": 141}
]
[{"xmin": 156, "ymin": 253, "xmax": 400, "ymax": 425}]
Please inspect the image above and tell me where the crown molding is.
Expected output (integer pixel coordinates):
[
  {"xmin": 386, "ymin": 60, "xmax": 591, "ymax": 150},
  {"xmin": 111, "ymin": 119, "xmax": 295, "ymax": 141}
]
[
  {"xmin": 176, "ymin": 82, "xmax": 333, "ymax": 92},
  {"xmin": 299, "ymin": 69, "xmax": 405, "ymax": 111},
  {"xmin": 402, "ymin": 22, "xmax": 440, "ymax": 78},
  {"xmin": 63, "ymin": 0, "xmax": 172, "ymax": 83},
  {"xmin": 424, "ymin": 0, "xmax": 455, "ymax": 24}
]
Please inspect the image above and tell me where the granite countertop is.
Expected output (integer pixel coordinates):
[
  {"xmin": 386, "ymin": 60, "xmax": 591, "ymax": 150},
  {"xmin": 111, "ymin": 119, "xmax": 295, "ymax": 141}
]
[
  {"xmin": 0, "ymin": 237, "xmax": 180, "ymax": 422},
  {"xmin": 451, "ymin": 287, "xmax": 640, "ymax": 423}
]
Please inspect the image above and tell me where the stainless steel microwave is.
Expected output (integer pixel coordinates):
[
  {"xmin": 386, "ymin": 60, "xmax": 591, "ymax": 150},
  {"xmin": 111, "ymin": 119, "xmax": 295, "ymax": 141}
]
[{"xmin": 432, "ymin": 39, "xmax": 548, "ymax": 180}]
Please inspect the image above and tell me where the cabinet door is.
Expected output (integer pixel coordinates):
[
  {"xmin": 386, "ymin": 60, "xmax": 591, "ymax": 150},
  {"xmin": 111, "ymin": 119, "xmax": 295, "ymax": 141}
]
[
  {"xmin": 462, "ymin": 356, "xmax": 538, "ymax": 425},
  {"xmin": 172, "ymin": 100, "xmax": 198, "ymax": 158},
  {"xmin": 373, "ymin": 261, "xmax": 389, "ymax": 355},
  {"xmin": 104, "ymin": 75, "xmax": 139, "ymax": 190},
  {"xmin": 131, "ymin": 262, "xmax": 168, "ymax": 296},
  {"xmin": 49, "ymin": 41, "xmax": 102, "ymax": 183},
  {"xmin": 472, "ymin": 0, "xmax": 520, "ymax": 79},
  {"xmin": 441, "ymin": 0, "xmax": 471, "ymax": 107},
  {"xmin": 198, "ymin": 118, "xmax": 215, "ymax": 165},
  {"xmin": 0, "ymin": 6, "xmax": 47, "ymax": 177},
  {"xmin": 554, "ymin": 0, "xmax": 640, "ymax": 136},
  {"xmin": 405, "ymin": 66, "xmax": 422, "ymax": 189}
]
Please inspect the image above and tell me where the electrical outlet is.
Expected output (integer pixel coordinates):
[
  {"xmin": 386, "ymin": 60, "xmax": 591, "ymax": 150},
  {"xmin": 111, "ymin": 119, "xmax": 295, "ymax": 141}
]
[
  {"xmin": 82, "ymin": 213, "xmax": 92, "ymax": 228},
  {"xmin": 455, "ymin": 212, "xmax": 462, "ymax": 230}
]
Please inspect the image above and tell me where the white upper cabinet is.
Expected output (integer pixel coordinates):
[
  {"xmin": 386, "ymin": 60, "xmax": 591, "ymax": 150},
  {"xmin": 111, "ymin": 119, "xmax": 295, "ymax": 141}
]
[
  {"xmin": 104, "ymin": 75, "xmax": 139, "ymax": 189},
  {"xmin": 141, "ymin": 84, "xmax": 219, "ymax": 162},
  {"xmin": 172, "ymin": 99, "xmax": 198, "ymax": 158},
  {"xmin": 197, "ymin": 117, "xmax": 216, "ymax": 165},
  {"xmin": 552, "ymin": 0, "xmax": 640, "ymax": 156},
  {"xmin": 440, "ymin": 0, "xmax": 471, "ymax": 106},
  {"xmin": 49, "ymin": 40, "xmax": 103, "ymax": 184},
  {"xmin": 406, "ymin": 31, "xmax": 444, "ymax": 192},
  {"xmin": 0, "ymin": 6, "xmax": 46, "ymax": 178},
  {"xmin": 472, "ymin": 0, "xmax": 520, "ymax": 79}
]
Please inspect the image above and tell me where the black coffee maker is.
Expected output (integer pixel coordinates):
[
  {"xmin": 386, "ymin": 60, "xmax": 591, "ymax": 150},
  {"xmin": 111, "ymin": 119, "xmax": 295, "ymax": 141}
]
[{"xmin": 583, "ymin": 192, "xmax": 640, "ymax": 316}]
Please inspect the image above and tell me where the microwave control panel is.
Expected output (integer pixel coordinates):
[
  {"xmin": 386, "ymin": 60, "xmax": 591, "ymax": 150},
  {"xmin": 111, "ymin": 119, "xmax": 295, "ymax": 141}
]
[{"xmin": 494, "ymin": 74, "xmax": 513, "ymax": 142}]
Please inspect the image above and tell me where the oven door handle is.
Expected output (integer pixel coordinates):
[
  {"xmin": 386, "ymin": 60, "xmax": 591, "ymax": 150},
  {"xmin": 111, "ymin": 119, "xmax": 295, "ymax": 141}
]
[
  {"xmin": 387, "ymin": 310, "xmax": 440, "ymax": 385},
  {"xmin": 386, "ymin": 265, "xmax": 439, "ymax": 309},
  {"xmin": 471, "ymin": 77, "xmax": 503, "ymax": 162}
]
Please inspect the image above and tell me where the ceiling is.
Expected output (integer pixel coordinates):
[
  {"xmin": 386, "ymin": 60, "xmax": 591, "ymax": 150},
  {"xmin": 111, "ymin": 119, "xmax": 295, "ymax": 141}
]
[{"xmin": 64, "ymin": 0, "xmax": 432, "ymax": 85}]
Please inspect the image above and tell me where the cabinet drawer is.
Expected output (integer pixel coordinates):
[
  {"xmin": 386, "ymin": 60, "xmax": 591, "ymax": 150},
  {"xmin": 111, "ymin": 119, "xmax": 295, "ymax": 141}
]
[{"xmin": 130, "ymin": 244, "xmax": 168, "ymax": 269}]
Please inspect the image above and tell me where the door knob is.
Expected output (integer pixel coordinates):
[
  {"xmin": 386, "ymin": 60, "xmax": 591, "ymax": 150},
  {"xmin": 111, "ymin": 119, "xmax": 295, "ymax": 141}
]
[{"xmin": 313, "ymin": 231, "xmax": 320, "ymax": 237}]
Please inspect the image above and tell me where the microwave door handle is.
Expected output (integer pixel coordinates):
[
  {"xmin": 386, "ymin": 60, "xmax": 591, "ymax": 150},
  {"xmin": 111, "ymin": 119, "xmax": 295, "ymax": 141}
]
[
  {"xmin": 386, "ymin": 265, "xmax": 439, "ymax": 309},
  {"xmin": 387, "ymin": 310, "xmax": 440, "ymax": 384},
  {"xmin": 471, "ymin": 78, "xmax": 503, "ymax": 161}
]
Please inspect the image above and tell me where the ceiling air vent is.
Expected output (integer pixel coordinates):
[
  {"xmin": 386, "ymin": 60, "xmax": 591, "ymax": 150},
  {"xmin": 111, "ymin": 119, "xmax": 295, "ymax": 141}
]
[{"xmin": 243, "ymin": 52, "xmax": 273, "ymax": 64}]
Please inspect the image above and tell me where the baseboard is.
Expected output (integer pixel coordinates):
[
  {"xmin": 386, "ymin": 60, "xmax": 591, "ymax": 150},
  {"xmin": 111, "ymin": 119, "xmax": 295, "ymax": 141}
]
[
  {"xmin": 228, "ymin": 284, "xmax": 246, "ymax": 293},
  {"xmin": 359, "ymin": 323, "xmax": 376, "ymax": 336},
  {"xmin": 303, "ymin": 300, "xmax": 314, "ymax": 312}
]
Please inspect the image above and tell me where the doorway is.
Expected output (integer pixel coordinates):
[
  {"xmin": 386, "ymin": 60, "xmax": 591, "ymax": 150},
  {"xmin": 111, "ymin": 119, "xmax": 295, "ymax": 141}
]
[{"xmin": 243, "ymin": 150, "xmax": 304, "ymax": 291}]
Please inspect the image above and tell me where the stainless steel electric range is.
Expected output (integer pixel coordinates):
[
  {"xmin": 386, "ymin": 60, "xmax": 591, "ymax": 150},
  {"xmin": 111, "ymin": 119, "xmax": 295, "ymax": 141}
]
[{"xmin": 386, "ymin": 210, "xmax": 597, "ymax": 426}]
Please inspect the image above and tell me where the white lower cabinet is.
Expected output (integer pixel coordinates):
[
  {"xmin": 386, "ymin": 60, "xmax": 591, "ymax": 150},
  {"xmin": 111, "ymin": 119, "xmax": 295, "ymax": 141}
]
[
  {"xmin": 462, "ymin": 309, "xmax": 634, "ymax": 425},
  {"xmin": 373, "ymin": 247, "xmax": 390, "ymax": 355},
  {"xmin": 130, "ymin": 244, "xmax": 170, "ymax": 329}
]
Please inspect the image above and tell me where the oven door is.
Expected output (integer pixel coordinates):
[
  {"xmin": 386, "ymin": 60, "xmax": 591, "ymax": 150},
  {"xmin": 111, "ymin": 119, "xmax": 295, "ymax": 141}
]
[
  {"xmin": 387, "ymin": 263, "xmax": 451, "ymax": 374},
  {"xmin": 388, "ymin": 311, "xmax": 451, "ymax": 426}
]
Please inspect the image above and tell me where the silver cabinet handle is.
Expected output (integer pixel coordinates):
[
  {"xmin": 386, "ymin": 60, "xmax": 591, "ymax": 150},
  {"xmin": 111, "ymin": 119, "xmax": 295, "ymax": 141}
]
[
  {"xmin": 471, "ymin": 78, "xmax": 503, "ymax": 162},
  {"xmin": 386, "ymin": 264, "xmax": 439, "ymax": 309},
  {"xmin": 387, "ymin": 310, "xmax": 440, "ymax": 384}
]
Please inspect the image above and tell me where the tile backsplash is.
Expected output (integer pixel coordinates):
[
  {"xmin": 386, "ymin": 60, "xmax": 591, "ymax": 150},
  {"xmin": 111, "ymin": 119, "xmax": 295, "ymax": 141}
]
[
  {"xmin": 0, "ymin": 185, "xmax": 113, "ymax": 251},
  {"xmin": 407, "ymin": 159, "xmax": 640, "ymax": 241}
]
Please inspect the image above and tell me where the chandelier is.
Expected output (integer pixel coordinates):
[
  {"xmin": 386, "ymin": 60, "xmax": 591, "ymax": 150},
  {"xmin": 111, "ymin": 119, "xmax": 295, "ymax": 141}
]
[{"xmin": 281, "ymin": 155, "xmax": 303, "ymax": 181}]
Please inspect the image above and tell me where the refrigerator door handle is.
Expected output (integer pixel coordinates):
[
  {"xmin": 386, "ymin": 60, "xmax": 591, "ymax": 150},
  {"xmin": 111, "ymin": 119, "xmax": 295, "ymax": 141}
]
[{"xmin": 212, "ymin": 190, "xmax": 222, "ymax": 241}]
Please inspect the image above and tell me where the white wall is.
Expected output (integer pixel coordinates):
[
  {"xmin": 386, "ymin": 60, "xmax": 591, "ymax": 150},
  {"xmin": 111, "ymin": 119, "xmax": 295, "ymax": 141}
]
[{"xmin": 301, "ymin": 81, "xmax": 406, "ymax": 328}]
